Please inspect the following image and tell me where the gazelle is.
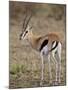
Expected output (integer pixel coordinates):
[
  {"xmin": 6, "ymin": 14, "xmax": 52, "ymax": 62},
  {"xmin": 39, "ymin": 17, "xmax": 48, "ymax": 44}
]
[{"xmin": 19, "ymin": 14, "xmax": 62, "ymax": 85}]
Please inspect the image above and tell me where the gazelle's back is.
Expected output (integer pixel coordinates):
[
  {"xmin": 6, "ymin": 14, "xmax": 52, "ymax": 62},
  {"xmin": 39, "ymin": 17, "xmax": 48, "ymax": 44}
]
[{"xmin": 32, "ymin": 33, "xmax": 60, "ymax": 51}]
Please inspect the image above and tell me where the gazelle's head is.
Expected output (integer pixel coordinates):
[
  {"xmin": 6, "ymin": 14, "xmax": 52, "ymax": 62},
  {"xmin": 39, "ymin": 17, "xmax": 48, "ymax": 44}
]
[
  {"xmin": 19, "ymin": 14, "xmax": 32, "ymax": 40},
  {"xmin": 20, "ymin": 25, "xmax": 32, "ymax": 40}
]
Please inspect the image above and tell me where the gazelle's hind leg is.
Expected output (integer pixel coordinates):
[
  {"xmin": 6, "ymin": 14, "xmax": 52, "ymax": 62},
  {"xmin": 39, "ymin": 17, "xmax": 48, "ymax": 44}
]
[
  {"xmin": 56, "ymin": 42, "xmax": 62, "ymax": 83},
  {"xmin": 48, "ymin": 54, "xmax": 52, "ymax": 84},
  {"xmin": 52, "ymin": 42, "xmax": 61, "ymax": 84},
  {"xmin": 40, "ymin": 53, "xmax": 44, "ymax": 86},
  {"xmin": 52, "ymin": 50, "xmax": 58, "ymax": 83}
]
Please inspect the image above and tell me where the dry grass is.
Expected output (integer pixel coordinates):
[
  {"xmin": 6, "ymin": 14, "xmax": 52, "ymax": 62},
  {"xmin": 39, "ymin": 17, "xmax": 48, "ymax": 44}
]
[{"xmin": 9, "ymin": 1, "xmax": 66, "ymax": 89}]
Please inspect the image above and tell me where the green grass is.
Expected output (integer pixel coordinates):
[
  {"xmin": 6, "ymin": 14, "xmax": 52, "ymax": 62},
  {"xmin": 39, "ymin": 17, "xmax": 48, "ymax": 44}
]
[{"xmin": 9, "ymin": 56, "xmax": 66, "ymax": 88}]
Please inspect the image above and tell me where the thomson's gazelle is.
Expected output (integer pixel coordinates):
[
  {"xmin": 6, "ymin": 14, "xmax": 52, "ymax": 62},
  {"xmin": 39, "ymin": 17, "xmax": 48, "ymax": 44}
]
[{"xmin": 20, "ymin": 15, "xmax": 62, "ymax": 85}]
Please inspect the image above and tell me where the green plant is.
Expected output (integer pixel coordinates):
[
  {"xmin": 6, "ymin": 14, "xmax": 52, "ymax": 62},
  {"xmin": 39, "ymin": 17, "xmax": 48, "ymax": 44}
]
[{"xmin": 10, "ymin": 64, "xmax": 20, "ymax": 75}]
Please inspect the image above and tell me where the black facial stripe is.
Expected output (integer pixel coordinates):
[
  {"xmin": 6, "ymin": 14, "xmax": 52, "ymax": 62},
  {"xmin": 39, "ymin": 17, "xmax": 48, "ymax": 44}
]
[
  {"xmin": 19, "ymin": 32, "xmax": 23, "ymax": 40},
  {"xmin": 39, "ymin": 39, "xmax": 48, "ymax": 51},
  {"xmin": 50, "ymin": 41, "xmax": 58, "ymax": 52}
]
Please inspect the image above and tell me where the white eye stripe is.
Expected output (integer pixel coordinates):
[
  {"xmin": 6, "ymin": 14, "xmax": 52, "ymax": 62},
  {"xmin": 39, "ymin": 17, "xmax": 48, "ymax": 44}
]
[{"xmin": 23, "ymin": 31, "xmax": 28, "ymax": 37}]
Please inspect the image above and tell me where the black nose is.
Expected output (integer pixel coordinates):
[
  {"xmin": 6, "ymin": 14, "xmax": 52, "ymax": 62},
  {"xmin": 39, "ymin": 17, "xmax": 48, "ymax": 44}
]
[{"xmin": 19, "ymin": 33, "xmax": 22, "ymax": 40}]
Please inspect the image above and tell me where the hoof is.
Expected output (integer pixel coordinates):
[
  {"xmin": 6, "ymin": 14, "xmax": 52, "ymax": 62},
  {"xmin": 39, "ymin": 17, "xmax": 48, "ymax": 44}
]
[
  {"xmin": 40, "ymin": 81, "xmax": 43, "ymax": 86},
  {"xmin": 58, "ymin": 80, "xmax": 61, "ymax": 84},
  {"xmin": 58, "ymin": 81, "xmax": 61, "ymax": 85},
  {"xmin": 49, "ymin": 80, "xmax": 53, "ymax": 85},
  {"xmin": 53, "ymin": 81, "xmax": 58, "ymax": 86},
  {"xmin": 50, "ymin": 80, "xmax": 52, "ymax": 83}
]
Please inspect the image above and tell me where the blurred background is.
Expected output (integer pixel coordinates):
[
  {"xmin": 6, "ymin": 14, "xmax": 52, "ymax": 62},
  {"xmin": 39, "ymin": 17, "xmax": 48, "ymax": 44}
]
[{"xmin": 9, "ymin": 1, "xmax": 66, "ymax": 88}]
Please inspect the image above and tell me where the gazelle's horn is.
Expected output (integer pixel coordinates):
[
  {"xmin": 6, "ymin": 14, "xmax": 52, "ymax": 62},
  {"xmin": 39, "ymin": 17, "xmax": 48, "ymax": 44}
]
[
  {"xmin": 24, "ymin": 13, "xmax": 32, "ymax": 31},
  {"xmin": 22, "ymin": 12, "xmax": 28, "ymax": 31}
]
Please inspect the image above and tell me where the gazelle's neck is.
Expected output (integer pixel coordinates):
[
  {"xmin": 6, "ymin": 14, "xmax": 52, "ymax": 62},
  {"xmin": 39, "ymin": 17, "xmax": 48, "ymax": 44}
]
[
  {"xmin": 27, "ymin": 30, "xmax": 38, "ymax": 49},
  {"xmin": 27, "ymin": 30, "xmax": 34, "ymax": 42}
]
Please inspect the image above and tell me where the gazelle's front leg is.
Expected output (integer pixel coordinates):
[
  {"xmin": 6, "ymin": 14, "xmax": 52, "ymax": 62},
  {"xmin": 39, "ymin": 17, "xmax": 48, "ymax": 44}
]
[
  {"xmin": 57, "ymin": 43, "xmax": 61, "ymax": 83},
  {"xmin": 40, "ymin": 53, "xmax": 44, "ymax": 86},
  {"xmin": 48, "ymin": 54, "xmax": 52, "ymax": 83}
]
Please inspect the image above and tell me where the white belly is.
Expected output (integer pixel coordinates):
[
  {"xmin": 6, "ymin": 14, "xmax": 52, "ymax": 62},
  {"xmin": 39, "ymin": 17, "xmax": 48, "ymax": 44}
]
[{"xmin": 41, "ymin": 45, "xmax": 49, "ymax": 55}]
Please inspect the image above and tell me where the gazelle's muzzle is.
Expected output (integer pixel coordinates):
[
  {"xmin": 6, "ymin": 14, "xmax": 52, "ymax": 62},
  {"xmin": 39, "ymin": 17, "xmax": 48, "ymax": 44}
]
[{"xmin": 19, "ymin": 33, "xmax": 23, "ymax": 40}]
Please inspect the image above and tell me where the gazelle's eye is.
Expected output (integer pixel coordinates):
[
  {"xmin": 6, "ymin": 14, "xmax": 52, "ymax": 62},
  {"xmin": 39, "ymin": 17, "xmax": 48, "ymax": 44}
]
[{"xmin": 26, "ymin": 31, "xmax": 28, "ymax": 33}]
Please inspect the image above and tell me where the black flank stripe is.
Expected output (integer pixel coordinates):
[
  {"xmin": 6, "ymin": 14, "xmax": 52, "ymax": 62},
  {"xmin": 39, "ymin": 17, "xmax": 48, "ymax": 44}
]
[
  {"xmin": 50, "ymin": 41, "xmax": 58, "ymax": 52},
  {"xmin": 39, "ymin": 39, "xmax": 48, "ymax": 51}
]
